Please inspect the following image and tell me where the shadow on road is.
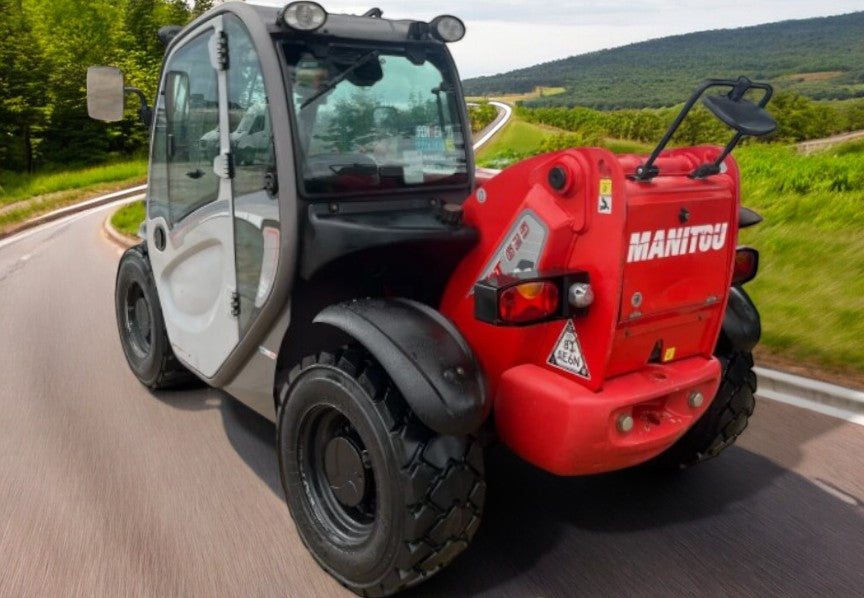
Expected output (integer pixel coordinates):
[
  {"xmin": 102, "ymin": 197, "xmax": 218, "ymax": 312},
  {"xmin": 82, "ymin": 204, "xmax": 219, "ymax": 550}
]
[{"xmin": 153, "ymin": 388, "xmax": 864, "ymax": 597}]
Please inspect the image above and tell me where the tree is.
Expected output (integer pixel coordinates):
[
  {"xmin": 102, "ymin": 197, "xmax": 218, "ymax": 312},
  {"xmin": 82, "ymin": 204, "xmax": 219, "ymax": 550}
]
[{"xmin": 0, "ymin": 0, "xmax": 49, "ymax": 172}]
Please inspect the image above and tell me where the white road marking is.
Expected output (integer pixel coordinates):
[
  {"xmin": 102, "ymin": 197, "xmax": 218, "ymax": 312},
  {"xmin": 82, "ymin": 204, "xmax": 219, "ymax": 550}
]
[
  {"xmin": 812, "ymin": 480, "xmax": 860, "ymax": 506},
  {"xmin": 757, "ymin": 389, "xmax": 864, "ymax": 427}
]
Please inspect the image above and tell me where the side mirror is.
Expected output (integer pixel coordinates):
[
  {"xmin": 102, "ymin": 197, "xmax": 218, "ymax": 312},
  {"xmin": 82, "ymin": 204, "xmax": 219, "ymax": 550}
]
[
  {"xmin": 87, "ymin": 66, "xmax": 125, "ymax": 122},
  {"xmin": 635, "ymin": 76, "xmax": 777, "ymax": 181},
  {"xmin": 702, "ymin": 95, "xmax": 777, "ymax": 137}
]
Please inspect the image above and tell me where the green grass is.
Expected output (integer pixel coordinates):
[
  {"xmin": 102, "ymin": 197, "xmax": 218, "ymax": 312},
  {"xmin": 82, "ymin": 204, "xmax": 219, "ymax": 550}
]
[
  {"xmin": 477, "ymin": 119, "xmax": 553, "ymax": 159},
  {"xmin": 0, "ymin": 160, "xmax": 148, "ymax": 206},
  {"xmin": 736, "ymin": 142, "xmax": 864, "ymax": 373},
  {"xmin": 111, "ymin": 200, "xmax": 146, "ymax": 237},
  {"xmin": 0, "ymin": 160, "xmax": 147, "ymax": 232},
  {"xmin": 476, "ymin": 114, "xmax": 656, "ymax": 168}
]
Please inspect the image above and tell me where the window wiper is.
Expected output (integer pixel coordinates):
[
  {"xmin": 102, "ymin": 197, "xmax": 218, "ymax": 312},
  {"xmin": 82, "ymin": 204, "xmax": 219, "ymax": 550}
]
[{"xmin": 299, "ymin": 50, "xmax": 380, "ymax": 110}]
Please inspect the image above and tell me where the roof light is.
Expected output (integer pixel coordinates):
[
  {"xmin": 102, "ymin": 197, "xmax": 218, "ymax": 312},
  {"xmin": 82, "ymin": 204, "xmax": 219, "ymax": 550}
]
[
  {"xmin": 279, "ymin": 2, "xmax": 328, "ymax": 32},
  {"xmin": 430, "ymin": 15, "xmax": 466, "ymax": 42}
]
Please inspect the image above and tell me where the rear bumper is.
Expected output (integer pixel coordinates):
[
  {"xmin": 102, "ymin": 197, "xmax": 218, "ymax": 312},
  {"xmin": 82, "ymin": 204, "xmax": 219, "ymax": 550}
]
[{"xmin": 494, "ymin": 356, "xmax": 722, "ymax": 475}]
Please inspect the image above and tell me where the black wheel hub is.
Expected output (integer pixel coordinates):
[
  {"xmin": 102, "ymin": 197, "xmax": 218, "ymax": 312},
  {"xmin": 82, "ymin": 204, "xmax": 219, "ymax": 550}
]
[
  {"xmin": 324, "ymin": 436, "xmax": 368, "ymax": 508},
  {"xmin": 124, "ymin": 283, "xmax": 152, "ymax": 356},
  {"xmin": 298, "ymin": 407, "xmax": 377, "ymax": 543}
]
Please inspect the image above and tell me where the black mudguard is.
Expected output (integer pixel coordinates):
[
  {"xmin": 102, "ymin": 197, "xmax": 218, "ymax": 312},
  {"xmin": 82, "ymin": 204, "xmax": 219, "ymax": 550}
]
[
  {"xmin": 314, "ymin": 298, "xmax": 489, "ymax": 436},
  {"xmin": 719, "ymin": 285, "xmax": 761, "ymax": 353}
]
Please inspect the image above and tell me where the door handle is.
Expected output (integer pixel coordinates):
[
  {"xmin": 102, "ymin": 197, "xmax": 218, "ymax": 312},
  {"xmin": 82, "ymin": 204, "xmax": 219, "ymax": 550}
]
[{"xmin": 153, "ymin": 224, "xmax": 167, "ymax": 251}]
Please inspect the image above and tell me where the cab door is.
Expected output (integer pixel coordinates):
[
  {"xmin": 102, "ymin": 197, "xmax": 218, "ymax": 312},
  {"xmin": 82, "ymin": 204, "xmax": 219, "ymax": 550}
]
[{"xmin": 146, "ymin": 15, "xmax": 239, "ymax": 378}]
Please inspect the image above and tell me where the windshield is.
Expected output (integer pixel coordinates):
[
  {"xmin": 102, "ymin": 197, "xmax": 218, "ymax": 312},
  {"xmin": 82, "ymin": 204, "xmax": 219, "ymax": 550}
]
[{"xmin": 284, "ymin": 43, "xmax": 469, "ymax": 197}]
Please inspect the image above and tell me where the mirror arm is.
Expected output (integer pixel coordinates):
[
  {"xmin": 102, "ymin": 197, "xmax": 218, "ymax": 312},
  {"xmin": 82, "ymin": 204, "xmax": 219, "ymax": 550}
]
[
  {"xmin": 634, "ymin": 79, "xmax": 715, "ymax": 182},
  {"xmin": 124, "ymin": 87, "xmax": 152, "ymax": 127},
  {"xmin": 635, "ymin": 76, "xmax": 774, "ymax": 182}
]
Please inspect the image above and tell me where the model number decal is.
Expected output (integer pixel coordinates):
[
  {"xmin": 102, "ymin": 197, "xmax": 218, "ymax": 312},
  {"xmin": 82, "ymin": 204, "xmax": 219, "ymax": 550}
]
[
  {"xmin": 627, "ymin": 222, "xmax": 728, "ymax": 263},
  {"xmin": 477, "ymin": 211, "xmax": 548, "ymax": 284},
  {"xmin": 547, "ymin": 320, "xmax": 590, "ymax": 379}
]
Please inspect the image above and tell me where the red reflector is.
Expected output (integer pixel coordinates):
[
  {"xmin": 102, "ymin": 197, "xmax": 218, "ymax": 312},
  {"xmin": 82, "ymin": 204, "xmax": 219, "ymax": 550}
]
[
  {"xmin": 499, "ymin": 282, "xmax": 560, "ymax": 324},
  {"xmin": 733, "ymin": 248, "xmax": 758, "ymax": 284}
]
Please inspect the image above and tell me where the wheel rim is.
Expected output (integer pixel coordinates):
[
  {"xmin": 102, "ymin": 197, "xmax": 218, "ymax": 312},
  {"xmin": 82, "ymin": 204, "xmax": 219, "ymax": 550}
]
[
  {"xmin": 124, "ymin": 281, "xmax": 152, "ymax": 357},
  {"xmin": 298, "ymin": 406, "xmax": 377, "ymax": 545}
]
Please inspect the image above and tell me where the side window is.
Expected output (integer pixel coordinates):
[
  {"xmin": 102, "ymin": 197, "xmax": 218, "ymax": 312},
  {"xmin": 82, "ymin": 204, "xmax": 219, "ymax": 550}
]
[
  {"xmin": 226, "ymin": 17, "xmax": 273, "ymax": 194},
  {"xmin": 225, "ymin": 16, "xmax": 277, "ymax": 335},
  {"xmin": 150, "ymin": 30, "xmax": 221, "ymax": 226}
]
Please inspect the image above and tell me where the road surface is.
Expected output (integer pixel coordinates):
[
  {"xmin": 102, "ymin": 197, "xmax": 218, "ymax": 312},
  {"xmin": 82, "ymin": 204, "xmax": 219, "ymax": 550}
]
[{"xmin": 0, "ymin": 204, "xmax": 862, "ymax": 597}]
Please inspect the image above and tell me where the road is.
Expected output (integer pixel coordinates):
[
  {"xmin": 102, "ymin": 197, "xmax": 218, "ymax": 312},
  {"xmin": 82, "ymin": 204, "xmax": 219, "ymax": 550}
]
[
  {"xmin": 471, "ymin": 101, "xmax": 512, "ymax": 151},
  {"xmin": 0, "ymin": 204, "xmax": 862, "ymax": 597},
  {"xmin": 796, "ymin": 129, "xmax": 864, "ymax": 154}
]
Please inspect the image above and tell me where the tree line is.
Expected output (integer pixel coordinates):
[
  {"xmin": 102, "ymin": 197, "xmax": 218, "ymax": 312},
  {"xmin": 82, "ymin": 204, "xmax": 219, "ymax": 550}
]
[{"xmin": 0, "ymin": 0, "xmax": 212, "ymax": 174}]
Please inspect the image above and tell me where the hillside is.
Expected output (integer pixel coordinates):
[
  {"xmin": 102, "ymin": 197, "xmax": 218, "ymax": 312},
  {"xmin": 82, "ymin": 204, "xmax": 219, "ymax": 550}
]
[{"xmin": 463, "ymin": 12, "xmax": 864, "ymax": 109}]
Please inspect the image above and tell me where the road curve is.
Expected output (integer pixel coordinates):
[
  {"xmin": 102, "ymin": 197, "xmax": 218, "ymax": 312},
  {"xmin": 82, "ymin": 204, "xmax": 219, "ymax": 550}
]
[
  {"xmin": 0, "ymin": 204, "xmax": 862, "ymax": 597},
  {"xmin": 472, "ymin": 101, "xmax": 513, "ymax": 151}
]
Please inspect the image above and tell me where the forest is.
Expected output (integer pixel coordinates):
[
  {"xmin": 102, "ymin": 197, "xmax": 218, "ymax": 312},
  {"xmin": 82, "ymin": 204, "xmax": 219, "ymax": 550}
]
[
  {"xmin": 463, "ymin": 11, "xmax": 864, "ymax": 109},
  {"xmin": 0, "ymin": 0, "xmax": 212, "ymax": 175}
]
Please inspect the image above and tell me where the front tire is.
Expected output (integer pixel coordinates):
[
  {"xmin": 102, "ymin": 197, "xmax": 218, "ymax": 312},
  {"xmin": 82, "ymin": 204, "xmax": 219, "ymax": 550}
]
[
  {"xmin": 277, "ymin": 348, "xmax": 485, "ymax": 597},
  {"xmin": 650, "ymin": 350, "xmax": 757, "ymax": 468},
  {"xmin": 115, "ymin": 244, "xmax": 194, "ymax": 389}
]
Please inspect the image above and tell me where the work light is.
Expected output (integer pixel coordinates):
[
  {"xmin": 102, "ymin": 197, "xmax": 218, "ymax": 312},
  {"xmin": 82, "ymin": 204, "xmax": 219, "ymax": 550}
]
[
  {"xmin": 430, "ymin": 15, "xmax": 466, "ymax": 42},
  {"xmin": 280, "ymin": 2, "xmax": 328, "ymax": 31}
]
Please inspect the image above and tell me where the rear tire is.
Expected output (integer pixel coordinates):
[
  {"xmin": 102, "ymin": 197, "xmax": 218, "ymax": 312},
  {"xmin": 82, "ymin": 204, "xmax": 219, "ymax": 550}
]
[
  {"xmin": 277, "ymin": 348, "xmax": 485, "ymax": 597},
  {"xmin": 115, "ymin": 244, "xmax": 195, "ymax": 389},
  {"xmin": 650, "ymin": 350, "xmax": 757, "ymax": 468}
]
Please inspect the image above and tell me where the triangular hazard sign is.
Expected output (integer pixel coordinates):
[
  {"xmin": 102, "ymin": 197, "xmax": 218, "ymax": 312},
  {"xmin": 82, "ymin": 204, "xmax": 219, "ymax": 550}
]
[{"xmin": 547, "ymin": 320, "xmax": 590, "ymax": 379}]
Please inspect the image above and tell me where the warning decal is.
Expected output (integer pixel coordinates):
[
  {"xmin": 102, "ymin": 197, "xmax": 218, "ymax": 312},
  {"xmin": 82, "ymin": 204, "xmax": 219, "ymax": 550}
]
[
  {"xmin": 547, "ymin": 320, "xmax": 590, "ymax": 379},
  {"xmin": 598, "ymin": 178, "xmax": 613, "ymax": 215}
]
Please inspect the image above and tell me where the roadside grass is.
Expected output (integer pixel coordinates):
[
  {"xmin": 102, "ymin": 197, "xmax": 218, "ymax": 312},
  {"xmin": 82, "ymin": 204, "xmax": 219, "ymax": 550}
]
[
  {"xmin": 477, "ymin": 114, "xmax": 655, "ymax": 168},
  {"xmin": 736, "ymin": 142, "xmax": 864, "ymax": 374},
  {"xmin": 476, "ymin": 119, "xmax": 554, "ymax": 163},
  {"xmin": 0, "ymin": 160, "xmax": 148, "ymax": 234},
  {"xmin": 0, "ymin": 160, "xmax": 147, "ymax": 206},
  {"xmin": 111, "ymin": 200, "xmax": 146, "ymax": 237}
]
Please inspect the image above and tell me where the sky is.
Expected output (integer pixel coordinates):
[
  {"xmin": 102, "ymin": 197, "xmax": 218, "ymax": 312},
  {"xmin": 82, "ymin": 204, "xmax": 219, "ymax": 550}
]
[{"xmin": 250, "ymin": 1, "xmax": 864, "ymax": 78}]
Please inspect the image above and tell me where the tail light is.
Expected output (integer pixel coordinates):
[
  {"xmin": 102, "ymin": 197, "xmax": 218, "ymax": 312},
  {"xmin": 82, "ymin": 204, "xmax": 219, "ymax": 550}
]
[
  {"xmin": 474, "ymin": 272, "xmax": 590, "ymax": 326},
  {"xmin": 732, "ymin": 247, "xmax": 759, "ymax": 284},
  {"xmin": 499, "ymin": 282, "xmax": 560, "ymax": 324}
]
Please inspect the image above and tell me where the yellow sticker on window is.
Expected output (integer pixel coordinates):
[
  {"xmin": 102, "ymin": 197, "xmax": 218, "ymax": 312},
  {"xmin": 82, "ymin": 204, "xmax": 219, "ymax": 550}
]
[{"xmin": 663, "ymin": 347, "xmax": 676, "ymax": 362}]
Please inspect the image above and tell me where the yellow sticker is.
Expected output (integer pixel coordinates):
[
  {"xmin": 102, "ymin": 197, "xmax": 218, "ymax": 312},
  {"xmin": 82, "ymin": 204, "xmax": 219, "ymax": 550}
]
[
  {"xmin": 599, "ymin": 178, "xmax": 613, "ymax": 196},
  {"xmin": 663, "ymin": 347, "xmax": 676, "ymax": 362}
]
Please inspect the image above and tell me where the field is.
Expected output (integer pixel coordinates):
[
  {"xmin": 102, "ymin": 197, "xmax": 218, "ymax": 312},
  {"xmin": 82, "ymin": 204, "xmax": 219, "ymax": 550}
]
[{"xmin": 736, "ymin": 143, "xmax": 864, "ymax": 375}]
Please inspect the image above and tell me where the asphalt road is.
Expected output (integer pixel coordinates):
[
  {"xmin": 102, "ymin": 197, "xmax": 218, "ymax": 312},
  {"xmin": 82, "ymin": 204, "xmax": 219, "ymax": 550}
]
[{"xmin": 1, "ymin": 205, "xmax": 862, "ymax": 597}]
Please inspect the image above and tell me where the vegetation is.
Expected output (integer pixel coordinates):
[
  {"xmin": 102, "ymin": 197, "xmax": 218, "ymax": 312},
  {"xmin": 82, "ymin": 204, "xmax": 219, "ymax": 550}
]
[
  {"xmin": 468, "ymin": 101, "xmax": 498, "ymax": 133},
  {"xmin": 111, "ymin": 200, "xmax": 146, "ymax": 237},
  {"xmin": 463, "ymin": 11, "xmax": 864, "ymax": 109},
  {"xmin": 0, "ymin": 0, "xmax": 212, "ymax": 175},
  {"xmin": 0, "ymin": 160, "xmax": 147, "ymax": 232},
  {"xmin": 0, "ymin": 160, "xmax": 147, "ymax": 206},
  {"xmin": 517, "ymin": 95, "xmax": 864, "ymax": 145},
  {"xmin": 737, "ymin": 143, "xmax": 864, "ymax": 373}
]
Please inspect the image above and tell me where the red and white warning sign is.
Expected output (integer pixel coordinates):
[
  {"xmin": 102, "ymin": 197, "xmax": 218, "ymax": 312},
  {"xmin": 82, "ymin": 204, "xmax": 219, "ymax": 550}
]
[{"xmin": 547, "ymin": 320, "xmax": 590, "ymax": 379}]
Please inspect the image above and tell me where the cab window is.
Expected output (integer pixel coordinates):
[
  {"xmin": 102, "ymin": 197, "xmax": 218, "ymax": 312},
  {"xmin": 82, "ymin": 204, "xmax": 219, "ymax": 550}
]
[{"xmin": 150, "ymin": 30, "xmax": 221, "ymax": 226}]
